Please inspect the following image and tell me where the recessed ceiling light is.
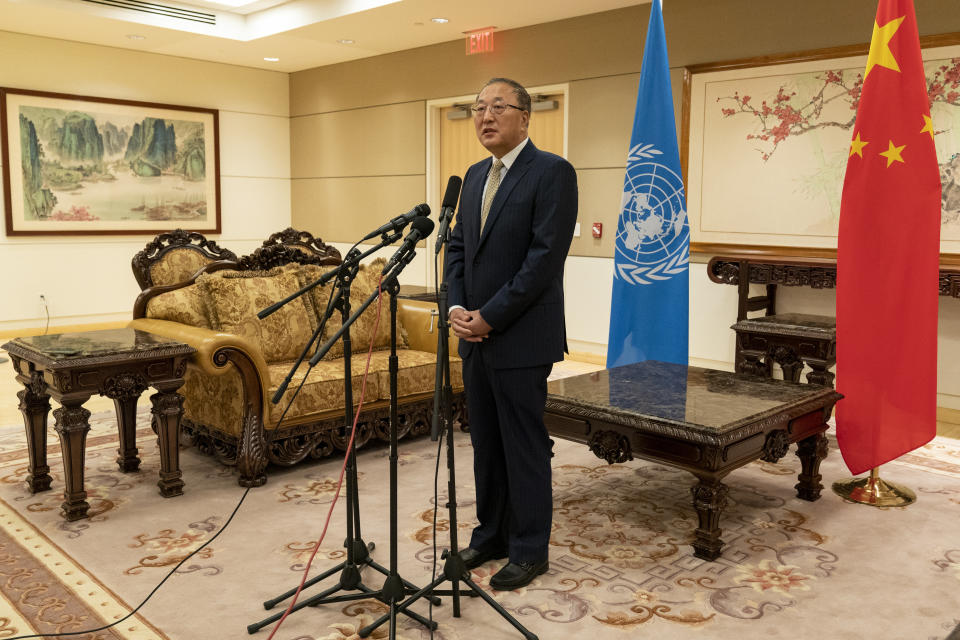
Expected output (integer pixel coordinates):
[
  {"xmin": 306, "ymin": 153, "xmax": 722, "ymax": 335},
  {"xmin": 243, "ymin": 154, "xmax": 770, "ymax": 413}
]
[
  {"xmin": 431, "ymin": 17, "xmax": 448, "ymax": 24},
  {"xmin": 263, "ymin": 57, "xmax": 279, "ymax": 62},
  {"xmin": 126, "ymin": 34, "xmax": 146, "ymax": 40},
  {"xmin": 337, "ymin": 39, "xmax": 355, "ymax": 45}
]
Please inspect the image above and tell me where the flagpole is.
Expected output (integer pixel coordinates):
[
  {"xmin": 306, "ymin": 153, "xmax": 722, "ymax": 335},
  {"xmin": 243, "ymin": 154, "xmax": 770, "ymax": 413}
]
[
  {"xmin": 832, "ymin": 466, "xmax": 916, "ymax": 507},
  {"xmin": 832, "ymin": 0, "xmax": 939, "ymax": 505}
]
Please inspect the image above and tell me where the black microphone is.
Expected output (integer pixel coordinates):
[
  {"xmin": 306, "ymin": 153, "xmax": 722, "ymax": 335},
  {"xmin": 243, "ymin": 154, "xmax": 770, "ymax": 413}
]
[
  {"xmin": 382, "ymin": 217, "xmax": 435, "ymax": 274},
  {"xmin": 361, "ymin": 203, "xmax": 430, "ymax": 241},
  {"xmin": 434, "ymin": 176, "xmax": 462, "ymax": 254}
]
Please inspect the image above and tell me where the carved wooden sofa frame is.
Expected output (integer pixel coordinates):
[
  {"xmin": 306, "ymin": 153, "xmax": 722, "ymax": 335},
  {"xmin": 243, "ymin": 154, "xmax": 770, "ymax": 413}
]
[{"xmin": 130, "ymin": 228, "xmax": 466, "ymax": 487}]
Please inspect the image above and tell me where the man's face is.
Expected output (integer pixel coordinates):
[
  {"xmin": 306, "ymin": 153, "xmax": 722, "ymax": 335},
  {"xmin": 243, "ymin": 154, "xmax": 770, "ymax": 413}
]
[{"xmin": 474, "ymin": 82, "xmax": 529, "ymax": 158}]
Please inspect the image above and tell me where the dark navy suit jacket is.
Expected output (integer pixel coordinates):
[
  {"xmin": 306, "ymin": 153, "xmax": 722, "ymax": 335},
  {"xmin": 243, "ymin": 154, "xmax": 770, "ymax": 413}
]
[{"xmin": 445, "ymin": 140, "xmax": 578, "ymax": 369}]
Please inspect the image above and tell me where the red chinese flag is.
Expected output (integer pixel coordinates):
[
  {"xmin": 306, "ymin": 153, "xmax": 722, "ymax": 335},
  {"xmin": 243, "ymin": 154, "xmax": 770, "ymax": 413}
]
[{"xmin": 836, "ymin": 0, "xmax": 941, "ymax": 474}]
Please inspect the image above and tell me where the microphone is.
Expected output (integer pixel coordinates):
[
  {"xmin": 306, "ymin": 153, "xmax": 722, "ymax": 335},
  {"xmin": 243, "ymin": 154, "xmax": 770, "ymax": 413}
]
[
  {"xmin": 361, "ymin": 203, "xmax": 430, "ymax": 241},
  {"xmin": 434, "ymin": 176, "xmax": 462, "ymax": 254},
  {"xmin": 382, "ymin": 217, "xmax": 435, "ymax": 274}
]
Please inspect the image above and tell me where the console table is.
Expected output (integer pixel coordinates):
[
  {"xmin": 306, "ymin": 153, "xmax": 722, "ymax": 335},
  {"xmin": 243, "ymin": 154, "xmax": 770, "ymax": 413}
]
[
  {"xmin": 706, "ymin": 254, "xmax": 960, "ymax": 311},
  {"xmin": 544, "ymin": 361, "xmax": 842, "ymax": 560},
  {"xmin": 706, "ymin": 255, "xmax": 960, "ymax": 378},
  {"xmin": 2, "ymin": 329, "xmax": 195, "ymax": 520}
]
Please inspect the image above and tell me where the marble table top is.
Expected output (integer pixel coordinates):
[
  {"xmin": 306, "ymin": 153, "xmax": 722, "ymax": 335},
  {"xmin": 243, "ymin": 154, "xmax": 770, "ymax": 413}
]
[
  {"xmin": 3, "ymin": 328, "xmax": 192, "ymax": 367},
  {"xmin": 547, "ymin": 361, "xmax": 841, "ymax": 441}
]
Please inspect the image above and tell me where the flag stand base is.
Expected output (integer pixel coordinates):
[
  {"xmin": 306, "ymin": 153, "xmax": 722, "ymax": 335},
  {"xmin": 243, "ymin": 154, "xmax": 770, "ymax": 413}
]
[{"xmin": 831, "ymin": 467, "xmax": 916, "ymax": 507}]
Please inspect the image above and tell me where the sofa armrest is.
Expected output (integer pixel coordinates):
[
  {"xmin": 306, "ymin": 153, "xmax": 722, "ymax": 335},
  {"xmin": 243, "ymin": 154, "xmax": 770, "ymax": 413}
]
[
  {"xmin": 397, "ymin": 299, "xmax": 458, "ymax": 355},
  {"xmin": 128, "ymin": 318, "xmax": 272, "ymax": 413},
  {"xmin": 129, "ymin": 318, "xmax": 269, "ymax": 375}
]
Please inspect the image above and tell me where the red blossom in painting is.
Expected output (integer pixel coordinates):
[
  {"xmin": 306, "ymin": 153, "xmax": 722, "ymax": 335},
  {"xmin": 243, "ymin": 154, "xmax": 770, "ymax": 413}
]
[
  {"xmin": 50, "ymin": 205, "xmax": 99, "ymax": 221},
  {"xmin": 717, "ymin": 70, "xmax": 861, "ymax": 161},
  {"xmin": 717, "ymin": 58, "xmax": 960, "ymax": 161}
]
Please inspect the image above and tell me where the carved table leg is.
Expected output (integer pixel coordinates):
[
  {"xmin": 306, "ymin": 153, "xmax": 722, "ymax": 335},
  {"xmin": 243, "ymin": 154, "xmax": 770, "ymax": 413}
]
[
  {"xmin": 113, "ymin": 395, "xmax": 141, "ymax": 472},
  {"xmin": 103, "ymin": 372, "xmax": 148, "ymax": 472},
  {"xmin": 771, "ymin": 346, "xmax": 803, "ymax": 383},
  {"xmin": 795, "ymin": 432, "xmax": 829, "ymax": 501},
  {"xmin": 690, "ymin": 475, "xmax": 730, "ymax": 560},
  {"xmin": 805, "ymin": 361, "xmax": 836, "ymax": 387},
  {"xmin": 779, "ymin": 361, "xmax": 804, "ymax": 383},
  {"xmin": 736, "ymin": 349, "xmax": 769, "ymax": 378},
  {"xmin": 150, "ymin": 388, "xmax": 185, "ymax": 497},
  {"xmin": 17, "ymin": 381, "xmax": 52, "ymax": 493},
  {"xmin": 53, "ymin": 401, "xmax": 92, "ymax": 521}
]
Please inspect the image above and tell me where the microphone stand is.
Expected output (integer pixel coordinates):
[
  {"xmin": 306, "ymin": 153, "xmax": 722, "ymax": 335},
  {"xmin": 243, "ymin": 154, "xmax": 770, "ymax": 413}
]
[
  {"xmin": 359, "ymin": 233, "xmax": 538, "ymax": 640},
  {"xmin": 376, "ymin": 247, "xmax": 430, "ymax": 640},
  {"xmin": 261, "ymin": 231, "xmax": 403, "ymax": 403},
  {"xmin": 248, "ymin": 247, "xmax": 438, "ymax": 636}
]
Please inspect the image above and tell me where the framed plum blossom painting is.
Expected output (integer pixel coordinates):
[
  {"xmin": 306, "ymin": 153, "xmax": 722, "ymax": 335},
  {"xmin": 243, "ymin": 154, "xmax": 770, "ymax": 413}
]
[
  {"xmin": 1, "ymin": 88, "xmax": 220, "ymax": 236},
  {"xmin": 681, "ymin": 34, "xmax": 960, "ymax": 257}
]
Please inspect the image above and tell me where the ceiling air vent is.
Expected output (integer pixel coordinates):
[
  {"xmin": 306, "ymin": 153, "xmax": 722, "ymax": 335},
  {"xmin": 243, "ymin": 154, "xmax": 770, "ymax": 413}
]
[{"xmin": 81, "ymin": 0, "xmax": 216, "ymax": 24}]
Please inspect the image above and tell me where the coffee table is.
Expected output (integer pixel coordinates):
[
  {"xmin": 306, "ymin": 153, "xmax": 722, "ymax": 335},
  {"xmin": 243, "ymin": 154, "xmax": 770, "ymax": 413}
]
[
  {"xmin": 544, "ymin": 361, "xmax": 842, "ymax": 560},
  {"xmin": 2, "ymin": 328, "xmax": 195, "ymax": 520}
]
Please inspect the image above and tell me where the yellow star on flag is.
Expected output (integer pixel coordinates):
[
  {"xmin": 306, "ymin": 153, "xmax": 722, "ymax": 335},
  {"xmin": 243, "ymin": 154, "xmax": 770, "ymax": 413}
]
[
  {"xmin": 920, "ymin": 114, "xmax": 935, "ymax": 141},
  {"xmin": 865, "ymin": 15, "xmax": 905, "ymax": 78},
  {"xmin": 849, "ymin": 132, "xmax": 869, "ymax": 157},
  {"xmin": 879, "ymin": 140, "xmax": 906, "ymax": 167}
]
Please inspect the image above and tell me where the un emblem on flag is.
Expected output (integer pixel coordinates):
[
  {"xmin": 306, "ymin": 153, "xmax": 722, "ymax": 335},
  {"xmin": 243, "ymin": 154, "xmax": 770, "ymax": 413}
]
[{"xmin": 614, "ymin": 143, "xmax": 689, "ymax": 285}]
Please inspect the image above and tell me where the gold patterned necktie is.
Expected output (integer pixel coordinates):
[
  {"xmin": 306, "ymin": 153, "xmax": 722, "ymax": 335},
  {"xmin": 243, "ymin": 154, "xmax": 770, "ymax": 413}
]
[{"xmin": 480, "ymin": 158, "xmax": 504, "ymax": 232}]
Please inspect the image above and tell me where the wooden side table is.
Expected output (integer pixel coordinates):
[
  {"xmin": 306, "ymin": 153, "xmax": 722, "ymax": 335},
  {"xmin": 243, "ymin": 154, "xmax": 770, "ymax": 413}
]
[
  {"xmin": 2, "ymin": 328, "xmax": 195, "ymax": 520},
  {"xmin": 732, "ymin": 313, "xmax": 836, "ymax": 387}
]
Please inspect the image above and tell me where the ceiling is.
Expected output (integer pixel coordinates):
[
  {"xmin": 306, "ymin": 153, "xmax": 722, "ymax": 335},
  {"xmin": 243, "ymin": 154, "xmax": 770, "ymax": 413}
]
[{"xmin": 0, "ymin": 0, "xmax": 649, "ymax": 73}]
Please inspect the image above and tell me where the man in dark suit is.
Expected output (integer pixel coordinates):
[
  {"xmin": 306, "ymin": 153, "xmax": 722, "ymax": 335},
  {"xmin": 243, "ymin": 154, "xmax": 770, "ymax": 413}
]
[{"xmin": 444, "ymin": 77, "xmax": 578, "ymax": 590}]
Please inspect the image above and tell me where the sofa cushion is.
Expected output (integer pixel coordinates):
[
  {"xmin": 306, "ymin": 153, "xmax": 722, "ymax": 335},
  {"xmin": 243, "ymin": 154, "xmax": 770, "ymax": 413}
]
[
  {"xmin": 294, "ymin": 263, "xmax": 338, "ymax": 334},
  {"xmin": 299, "ymin": 260, "xmax": 407, "ymax": 360},
  {"xmin": 265, "ymin": 349, "xmax": 462, "ymax": 427},
  {"xmin": 197, "ymin": 267, "xmax": 315, "ymax": 363},
  {"xmin": 145, "ymin": 283, "xmax": 210, "ymax": 329},
  {"xmin": 266, "ymin": 355, "xmax": 382, "ymax": 426},
  {"xmin": 366, "ymin": 350, "xmax": 463, "ymax": 399}
]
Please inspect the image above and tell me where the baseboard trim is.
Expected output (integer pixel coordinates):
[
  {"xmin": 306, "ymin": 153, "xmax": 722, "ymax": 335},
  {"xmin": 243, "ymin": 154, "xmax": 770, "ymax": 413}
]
[
  {"xmin": 937, "ymin": 406, "xmax": 960, "ymax": 426},
  {"xmin": 566, "ymin": 350, "xmax": 606, "ymax": 365}
]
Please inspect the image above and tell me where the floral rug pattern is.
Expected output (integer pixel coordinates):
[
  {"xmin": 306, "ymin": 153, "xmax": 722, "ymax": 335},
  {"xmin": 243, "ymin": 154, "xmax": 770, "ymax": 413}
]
[{"xmin": 0, "ymin": 409, "xmax": 958, "ymax": 639}]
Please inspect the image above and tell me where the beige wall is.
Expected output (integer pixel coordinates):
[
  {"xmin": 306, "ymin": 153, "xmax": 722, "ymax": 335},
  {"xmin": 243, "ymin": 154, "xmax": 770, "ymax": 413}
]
[
  {"xmin": 0, "ymin": 30, "xmax": 291, "ymax": 332},
  {"xmin": 289, "ymin": 0, "xmax": 960, "ymax": 409},
  {"xmin": 291, "ymin": 0, "xmax": 960, "ymax": 253}
]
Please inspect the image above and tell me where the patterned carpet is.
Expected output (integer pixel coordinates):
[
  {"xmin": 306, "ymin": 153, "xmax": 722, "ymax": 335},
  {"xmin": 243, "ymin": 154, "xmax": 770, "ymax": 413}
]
[{"xmin": 0, "ymin": 408, "xmax": 958, "ymax": 640}]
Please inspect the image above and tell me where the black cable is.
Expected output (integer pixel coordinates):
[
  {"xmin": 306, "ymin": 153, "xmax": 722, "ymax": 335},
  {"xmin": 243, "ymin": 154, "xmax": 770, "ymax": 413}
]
[
  {"xmin": 9, "ymin": 486, "xmax": 252, "ymax": 640},
  {"xmin": 9, "ymin": 250, "xmax": 362, "ymax": 640},
  {"xmin": 40, "ymin": 295, "xmax": 49, "ymax": 336}
]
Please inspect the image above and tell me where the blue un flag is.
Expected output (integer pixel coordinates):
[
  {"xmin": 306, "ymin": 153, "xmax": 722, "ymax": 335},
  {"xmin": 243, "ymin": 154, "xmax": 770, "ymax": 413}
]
[{"xmin": 606, "ymin": 0, "xmax": 689, "ymax": 368}]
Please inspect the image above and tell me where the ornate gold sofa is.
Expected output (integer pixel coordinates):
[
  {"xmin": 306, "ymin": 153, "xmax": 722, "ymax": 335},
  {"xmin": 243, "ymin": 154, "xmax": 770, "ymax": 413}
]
[{"xmin": 129, "ymin": 229, "xmax": 465, "ymax": 487}]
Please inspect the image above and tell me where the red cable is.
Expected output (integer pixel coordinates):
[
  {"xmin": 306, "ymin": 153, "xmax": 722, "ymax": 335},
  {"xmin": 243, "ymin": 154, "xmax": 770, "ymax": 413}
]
[{"xmin": 267, "ymin": 276, "xmax": 386, "ymax": 639}]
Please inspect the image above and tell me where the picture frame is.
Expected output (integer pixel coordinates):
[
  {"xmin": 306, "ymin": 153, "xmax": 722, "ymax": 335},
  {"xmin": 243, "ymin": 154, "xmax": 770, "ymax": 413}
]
[
  {"xmin": 680, "ymin": 33, "xmax": 960, "ymax": 260},
  {"xmin": 1, "ymin": 88, "xmax": 220, "ymax": 236}
]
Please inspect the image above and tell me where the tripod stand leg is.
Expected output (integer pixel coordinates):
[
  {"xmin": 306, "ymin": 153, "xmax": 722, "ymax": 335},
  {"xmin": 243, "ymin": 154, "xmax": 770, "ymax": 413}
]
[
  {"xmin": 459, "ymin": 576, "xmax": 538, "ymax": 640},
  {"xmin": 247, "ymin": 580, "xmax": 354, "ymax": 634},
  {"xmin": 263, "ymin": 561, "xmax": 345, "ymax": 609}
]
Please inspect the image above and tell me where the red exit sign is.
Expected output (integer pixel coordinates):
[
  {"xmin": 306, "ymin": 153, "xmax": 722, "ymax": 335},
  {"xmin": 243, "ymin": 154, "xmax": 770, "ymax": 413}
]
[{"xmin": 466, "ymin": 29, "xmax": 494, "ymax": 55}]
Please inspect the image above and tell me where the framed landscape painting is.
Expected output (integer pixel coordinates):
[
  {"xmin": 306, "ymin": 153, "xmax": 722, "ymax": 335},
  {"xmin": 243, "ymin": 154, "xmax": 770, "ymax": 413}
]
[
  {"xmin": 681, "ymin": 34, "xmax": 960, "ymax": 258},
  {"xmin": 1, "ymin": 88, "xmax": 220, "ymax": 236}
]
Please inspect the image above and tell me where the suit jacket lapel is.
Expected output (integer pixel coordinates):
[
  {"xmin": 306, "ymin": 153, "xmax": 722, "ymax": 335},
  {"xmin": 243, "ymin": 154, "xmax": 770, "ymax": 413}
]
[{"xmin": 477, "ymin": 142, "xmax": 536, "ymax": 251}]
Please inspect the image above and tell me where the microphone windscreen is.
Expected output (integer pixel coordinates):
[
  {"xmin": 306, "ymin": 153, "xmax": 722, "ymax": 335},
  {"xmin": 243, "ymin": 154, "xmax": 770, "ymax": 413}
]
[
  {"xmin": 442, "ymin": 176, "xmax": 463, "ymax": 210},
  {"xmin": 415, "ymin": 203, "xmax": 431, "ymax": 217},
  {"xmin": 411, "ymin": 216, "xmax": 435, "ymax": 236}
]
